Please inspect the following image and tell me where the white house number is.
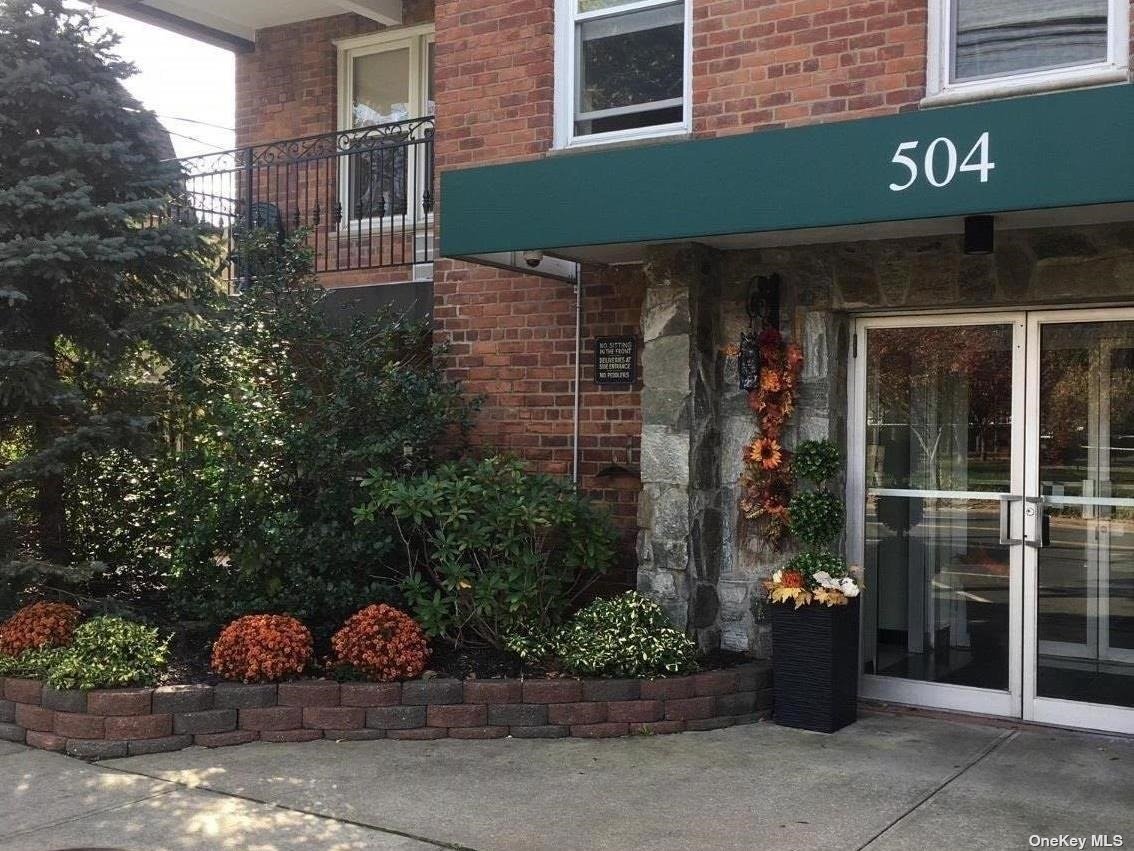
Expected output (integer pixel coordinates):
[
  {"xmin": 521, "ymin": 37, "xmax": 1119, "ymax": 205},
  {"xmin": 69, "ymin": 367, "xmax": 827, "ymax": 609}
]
[{"xmin": 888, "ymin": 131, "xmax": 995, "ymax": 192}]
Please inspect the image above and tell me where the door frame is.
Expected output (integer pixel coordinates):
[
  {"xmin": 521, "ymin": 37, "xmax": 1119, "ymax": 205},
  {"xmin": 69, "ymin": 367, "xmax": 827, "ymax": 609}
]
[
  {"xmin": 1023, "ymin": 308, "xmax": 1134, "ymax": 734},
  {"xmin": 847, "ymin": 311, "xmax": 1028, "ymax": 719}
]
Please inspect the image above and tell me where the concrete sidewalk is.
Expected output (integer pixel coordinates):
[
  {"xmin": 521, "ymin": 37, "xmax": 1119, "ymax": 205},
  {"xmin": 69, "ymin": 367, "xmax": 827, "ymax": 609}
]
[{"xmin": 1, "ymin": 714, "xmax": 1131, "ymax": 850}]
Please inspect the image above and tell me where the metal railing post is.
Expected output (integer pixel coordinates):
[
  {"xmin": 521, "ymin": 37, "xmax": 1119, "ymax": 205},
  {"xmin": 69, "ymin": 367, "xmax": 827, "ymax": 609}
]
[{"xmin": 243, "ymin": 146, "xmax": 255, "ymax": 232}]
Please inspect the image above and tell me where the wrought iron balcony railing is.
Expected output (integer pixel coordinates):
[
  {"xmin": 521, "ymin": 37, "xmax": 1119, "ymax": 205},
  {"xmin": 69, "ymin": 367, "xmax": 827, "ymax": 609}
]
[{"xmin": 171, "ymin": 116, "xmax": 435, "ymax": 279}]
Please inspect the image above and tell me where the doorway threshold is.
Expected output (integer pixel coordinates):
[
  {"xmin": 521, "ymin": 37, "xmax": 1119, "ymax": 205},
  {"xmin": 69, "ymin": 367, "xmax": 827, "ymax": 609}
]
[{"xmin": 860, "ymin": 699, "xmax": 1134, "ymax": 741}]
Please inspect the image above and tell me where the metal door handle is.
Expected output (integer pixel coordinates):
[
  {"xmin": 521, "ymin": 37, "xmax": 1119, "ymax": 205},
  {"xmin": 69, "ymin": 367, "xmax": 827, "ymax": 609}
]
[
  {"xmin": 999, "ymin": 494, "xmax": 1023, "ymax": 545},
  {"xmin": 1025, "ymin": 496, "xmax": 1048, "ymax": 548}
]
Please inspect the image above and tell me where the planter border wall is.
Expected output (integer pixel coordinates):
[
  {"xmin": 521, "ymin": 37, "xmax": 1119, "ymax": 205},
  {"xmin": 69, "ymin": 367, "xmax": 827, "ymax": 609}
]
[{"xmin": 0, "ymin": 663, "xmax": 771, "ymax": 759}]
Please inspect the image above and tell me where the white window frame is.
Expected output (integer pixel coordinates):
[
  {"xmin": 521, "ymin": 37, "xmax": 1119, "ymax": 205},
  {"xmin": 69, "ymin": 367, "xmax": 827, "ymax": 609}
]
[
  {"xmin": 554, "ymin": 0, "xmax": 693, "ymax": 150},
  {"xmin": 334, "ymin": 25, "xmax": 435, "ymax": 227},
  {"xmin": 336, "ymin": 24, "xmax": 435, "ymax": 133},
  {"xmin": 924, "ymin": 0, "xmax": 1130, "ymax": 107}
]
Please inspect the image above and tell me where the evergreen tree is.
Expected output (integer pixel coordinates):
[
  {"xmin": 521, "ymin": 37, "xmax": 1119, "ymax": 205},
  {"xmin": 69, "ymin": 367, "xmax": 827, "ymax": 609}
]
[{"xmin": 0, "ymin": 0, "xmax": 219, "ymax": 601}]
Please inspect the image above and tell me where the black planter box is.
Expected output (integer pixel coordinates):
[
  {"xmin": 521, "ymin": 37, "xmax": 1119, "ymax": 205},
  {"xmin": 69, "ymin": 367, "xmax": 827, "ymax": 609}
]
[{"xmin": 770, "ymin": 598, "xmax": 860, "ymax": 733}]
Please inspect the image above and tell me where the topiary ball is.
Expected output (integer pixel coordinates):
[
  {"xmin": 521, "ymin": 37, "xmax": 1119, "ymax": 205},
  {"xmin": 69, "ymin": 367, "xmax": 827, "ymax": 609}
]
[
  {"xmin": 792, "ymin": 439, "xmax": 842, "ymax": 485},
  {"xmin": 788, "ymin": 489, "xmax": 846, "ymax": 548}
]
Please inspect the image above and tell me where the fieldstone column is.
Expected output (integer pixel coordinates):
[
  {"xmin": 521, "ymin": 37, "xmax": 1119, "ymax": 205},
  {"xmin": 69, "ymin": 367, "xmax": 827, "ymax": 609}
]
[
  {"xmin": 637, "ymin": 244, "xmax": 723, "ymax": 651},
  {"xmin": 715, "ymin": 251, "xmax": 848, "ymax": 656}
]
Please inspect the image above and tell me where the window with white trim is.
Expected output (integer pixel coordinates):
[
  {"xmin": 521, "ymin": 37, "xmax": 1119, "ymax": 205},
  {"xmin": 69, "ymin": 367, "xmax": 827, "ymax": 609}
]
[
  {"xmin": 555, "ymin": 0, "xmax": 691, "ymax": 147},
  {"xmin": 337, "ymin": 26, "xmax": 434, "ymax": 220},
  {"xmin": 927, "ymin": 0, "xmax": 1129, "ymax": 103}
]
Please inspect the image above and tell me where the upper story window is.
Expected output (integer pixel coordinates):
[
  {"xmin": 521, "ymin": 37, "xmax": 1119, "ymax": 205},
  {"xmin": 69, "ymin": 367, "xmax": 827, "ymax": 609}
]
[
  {"xmin": 927, "ymin": 0, "xmax": 1129, "ymax": 104},
  {"xmin": 339, "ymin": 26, "xmax": 435, "ymax": 129},
  {"xmin": 336, "ymin": 26, "xmax": 435, "ymax": 222},
  {"xmin": 555, "ymin": 0, "xmax": 691, "ymax": 148}
]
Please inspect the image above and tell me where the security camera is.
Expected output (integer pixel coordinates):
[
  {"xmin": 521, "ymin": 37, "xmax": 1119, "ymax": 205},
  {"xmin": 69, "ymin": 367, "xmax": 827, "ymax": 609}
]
[{"xmin": 522, "ymin": 250, "xmax": 544, "ymax": 268}]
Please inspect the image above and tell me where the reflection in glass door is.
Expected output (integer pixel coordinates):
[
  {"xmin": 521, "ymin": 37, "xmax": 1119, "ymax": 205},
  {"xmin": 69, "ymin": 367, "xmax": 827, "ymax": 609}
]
[
  {"xmin": 854, "ymin": 316, "xmax": 1024, "ymax": 717},
  {"xmin": 1027, "ymin": 315, "xmax": 1134, "ymax": 732},
  {"xmin": 852, "ymin": 311, "xmax": 1134, "ymax": 733}
]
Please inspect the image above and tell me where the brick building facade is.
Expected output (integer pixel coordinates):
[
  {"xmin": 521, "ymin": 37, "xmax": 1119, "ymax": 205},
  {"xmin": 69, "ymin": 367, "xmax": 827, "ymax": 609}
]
[{"xmin": 126, "ymin": 0, "xmax": 1134, "ymax": 734}]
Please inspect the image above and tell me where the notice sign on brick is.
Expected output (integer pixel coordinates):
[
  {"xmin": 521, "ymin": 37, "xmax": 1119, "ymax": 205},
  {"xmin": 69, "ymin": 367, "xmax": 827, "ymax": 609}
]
[{"xmin": 594, "ymin": 336, "xmax": 636, "ymax": 386}]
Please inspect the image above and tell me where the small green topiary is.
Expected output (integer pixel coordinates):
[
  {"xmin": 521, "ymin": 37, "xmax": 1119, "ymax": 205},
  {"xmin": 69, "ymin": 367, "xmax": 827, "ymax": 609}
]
[
  {"xmin": 45, "ymin": 616, "xmax": 169, "ymax": 690},
  {"xmin": 792, "ymin": 439, "xmax": 842, "ymax": 485},
  {"xmin": 785, "ymin": 549, "xmax": 849, "ymax": 580},
  {"xmin": 788, "ymin": 489, "xmax": 845, "ymax": 548},
  {"xmin": 508, "ymin": 592, "xmax": 698, "ymax": 678}
]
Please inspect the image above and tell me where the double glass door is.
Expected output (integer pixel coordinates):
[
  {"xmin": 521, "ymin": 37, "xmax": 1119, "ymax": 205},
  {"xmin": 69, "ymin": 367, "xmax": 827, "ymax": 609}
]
[{"xmin": 851, "ymin": 310, "xmax": 1134, "ymax": 734}]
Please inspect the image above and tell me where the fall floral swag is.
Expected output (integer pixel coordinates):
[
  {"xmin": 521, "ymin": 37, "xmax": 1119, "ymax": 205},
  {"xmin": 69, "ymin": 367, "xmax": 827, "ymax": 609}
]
[{"xmin": 739, "ymin": 327, "xmax": 803, "ymax": 548}]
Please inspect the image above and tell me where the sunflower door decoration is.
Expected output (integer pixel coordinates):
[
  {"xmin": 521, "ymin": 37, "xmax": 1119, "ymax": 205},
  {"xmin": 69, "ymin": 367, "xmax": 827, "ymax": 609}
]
[{"xmin": 737, "ymin": 290, "xmax": 803, "ymax": 549}]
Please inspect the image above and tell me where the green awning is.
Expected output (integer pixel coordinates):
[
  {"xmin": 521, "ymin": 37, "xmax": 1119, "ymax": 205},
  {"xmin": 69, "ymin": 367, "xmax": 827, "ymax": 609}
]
[{"xmin": 440, "ymin": 84, "xmax": 1134, "ymax": 258}]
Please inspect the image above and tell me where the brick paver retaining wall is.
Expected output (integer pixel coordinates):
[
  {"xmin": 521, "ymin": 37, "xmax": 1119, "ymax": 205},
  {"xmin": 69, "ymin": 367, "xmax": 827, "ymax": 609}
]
[{"xmin": 0, "ymin": 664, "xmax": 771, "ymax": 759}]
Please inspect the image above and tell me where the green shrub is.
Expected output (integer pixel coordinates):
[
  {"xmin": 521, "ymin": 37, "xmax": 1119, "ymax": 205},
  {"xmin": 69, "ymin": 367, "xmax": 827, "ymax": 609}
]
[
  {"xmin": 71, "ymin": 234, "xmax": 474, "ymax": 629},
  {"xmin": 45, "ymin": 616, "xmax": 168, "ymax": 690},
  {"xmin": 357, "ymin": 457, "xmax": 616, "ymax": 647},
  {"xmin": 0, "ymin": 647, "xmax": 68, "ymax": 680},
  {"xmin": 792, "ymin": 440, "xmax": 841, "ymax": 485},
  {"xmin": 507, "ymin": 592, "xmax": 698, "ymax": 678},
  {"xmin": 788, "ymin": 490, "xmax": 845, "ymax": 548}
]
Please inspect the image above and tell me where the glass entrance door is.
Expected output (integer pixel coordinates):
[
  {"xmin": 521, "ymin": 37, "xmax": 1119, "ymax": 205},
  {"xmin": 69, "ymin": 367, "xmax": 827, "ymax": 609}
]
[
  {"xmin": 853, "ymin": 315, "xmax": 1025, "ymax": 717},
  {"xmin": 1025, "ymin": 312, "xmax": 1134, "ymax": 733},
  {"xmin": 852, "ymin": 310, "xmax": 1134, "ymax": 734}
]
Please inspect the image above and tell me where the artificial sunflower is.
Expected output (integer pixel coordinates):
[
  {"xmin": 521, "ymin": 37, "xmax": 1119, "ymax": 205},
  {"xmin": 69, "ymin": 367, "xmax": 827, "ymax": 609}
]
[{"xmin": 752, "ymin": 437, "xmax": 783, "ymax": 470}]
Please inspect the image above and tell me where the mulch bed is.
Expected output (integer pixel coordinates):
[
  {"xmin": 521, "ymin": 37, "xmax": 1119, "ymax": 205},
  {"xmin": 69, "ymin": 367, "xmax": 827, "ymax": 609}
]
[{"xmin": 159, "ymin": 621, "xmax": 755, "ymax": 686}]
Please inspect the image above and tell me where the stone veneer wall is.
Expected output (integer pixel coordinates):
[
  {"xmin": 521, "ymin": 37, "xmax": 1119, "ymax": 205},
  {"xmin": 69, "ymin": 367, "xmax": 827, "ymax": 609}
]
[
  {"xmin": 637, "ymin": 222, "xmax": 1134, "ymax": 656},
  {"xmin": 0, "ymin": 664, "xmax": 770, "ymax": 760}
]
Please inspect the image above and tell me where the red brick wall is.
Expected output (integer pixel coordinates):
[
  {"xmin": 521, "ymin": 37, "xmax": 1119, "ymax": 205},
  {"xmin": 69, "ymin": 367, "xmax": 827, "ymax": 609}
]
[
  {"xmin": 692, "ymin": 0, "xmax": 927, "ymax": 136},
  {"xmin": 235, "ymin": 1, "xmax": 436, "ymax": 148},
  {"xmin": 432, "ymin": 0, "xmax": 554, "ymax": 169},
  {"xmin": 427, "ymin": 0, "xmax": 929, "ymax": 565},
  {"xmin": 432, "ymin": 259, "xmax": 644, "ymax": 581},
  {"xmin": 432, "ymin": 0, "xmax": 1134, "ymax": 151},
  {"xmin": 431, "ymin": 0, "xmax": 931, "ymax": 161},
  {"xmin": 430, "ymin": 2, "xmax": 643, "ymax": 577},
  {"xmin": 232, "ymin": 1, "xmax": 644, "ymax": 568}
]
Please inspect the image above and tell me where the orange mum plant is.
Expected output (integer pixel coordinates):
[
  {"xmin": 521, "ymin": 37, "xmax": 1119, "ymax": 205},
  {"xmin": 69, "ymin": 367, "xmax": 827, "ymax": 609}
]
[
  {"xmin": 210, "ymin": 614, "xmax": 313, "ymax": 683},
  {"xmin": 331, "ymin": 604, "xmax": 430, "ymax": 682},
  {"xmin": 739, "ymin": 327, "xmax": 803, "ymax": 548},
  {"xmin": 0, "ymin": 601, "xmax": 83, "ymax": 657}
]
